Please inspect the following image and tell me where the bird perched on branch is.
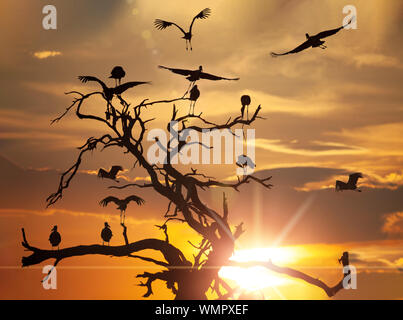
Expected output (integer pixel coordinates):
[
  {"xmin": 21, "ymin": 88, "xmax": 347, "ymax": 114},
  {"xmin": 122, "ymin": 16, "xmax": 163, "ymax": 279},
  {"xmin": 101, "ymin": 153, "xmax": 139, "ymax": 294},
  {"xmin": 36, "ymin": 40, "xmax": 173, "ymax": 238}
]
[
  {"xmin": 78, "ymin": 76, "xmax": 150, "ymax": 102},
  {"xmin": 335, "ymin": 172, "xmax": 363, "ymax": 192},
  {"xmin": 98, "ymin": 166, "xmax": 123, "ymax": 182},
  {"xmin": 271, "ymin": 18, "xmax": 353, "ymax": 57},
  {"xmin": 109, "ymin": 66, "xmax": 126, "ymax": 86},
  {"xmin": 158, "ymin": 65, "xmax": 239, "ymax": 96},
  {"xmin": 49, "ymin": 225, "xmax": 61, "ymax": 250},
  {"xmin": 241, "ymin": 95, "xmax": 251, "ymax": 120},
  {"xmin": 101, "ymin": 222, "xmax": 113, "ymax": 246},
  {"xmin": 154, "ymin": 8, "xmax": 211, "ymax": 51},
  {"xmin": 189, "ymin": 85, "xmax": 200, "ymax": 115},
  {"xmin": 99, "ymin": 195, "xmax": 145, "ymax": 224}
]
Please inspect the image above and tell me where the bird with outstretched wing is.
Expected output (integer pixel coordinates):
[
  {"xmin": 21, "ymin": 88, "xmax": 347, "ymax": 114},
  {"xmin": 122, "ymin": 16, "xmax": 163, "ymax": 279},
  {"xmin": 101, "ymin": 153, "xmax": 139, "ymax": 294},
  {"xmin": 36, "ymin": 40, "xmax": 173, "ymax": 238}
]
[
  {"xmin": 271, "ymin": 18, "xmax": 353, "ymax": 57},
  {"xmin": 154, "ymin": 8, "xmax": 211, "ymax": 51},
  {"xmin": 100, "ymin": 195, "xmax": 145, "ymax": 224},
  {"xmin": 78, "ymin": 76, "xmax": 150, "ymax": 99},
  {"xmin": 158, "ymin": 65, "xmax": 239, "ymax": 96}
]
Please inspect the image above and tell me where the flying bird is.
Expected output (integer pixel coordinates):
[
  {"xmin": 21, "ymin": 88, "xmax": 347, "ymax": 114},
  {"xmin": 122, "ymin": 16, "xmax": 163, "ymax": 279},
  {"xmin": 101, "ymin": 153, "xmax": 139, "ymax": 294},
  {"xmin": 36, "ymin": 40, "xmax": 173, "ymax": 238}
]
[
  {"xmin": 189, "ymin": 85, "xmax": 200, "ymax": 115},
  {"xmin": 101, "ymin": 222, "xmax": 113, "ymax": 246},
  {"xmin": 335, "ymin": 172, "xmax": 363, "ymax": 192},
  {"xmin": 154, "ymin": 8, "xmax": 211, "ymax": 51},
  {"xmin": 241, "ymin": 95, "xmax": 251, "ymax": 119},
  {"xmin": 109, "ymin": 66, "xmax": 126, "ymax": 86},
  {"xmin": 99, "ymin": 195, "xmax": 145, "ymax": 224},
  {"xmin": 271, "ymin": 18, "xmax": 353, "ymax": 57},
  {"xmin": 49, "ymin": 225, "xmax": 61, "ymax": 250},
  {"xmin": 158, "ymin": 65, "xmax": 239, "ymax": 95},
  {"xmin": 98, "ymin": 165, "xmax": 123, "ymax": 182}
]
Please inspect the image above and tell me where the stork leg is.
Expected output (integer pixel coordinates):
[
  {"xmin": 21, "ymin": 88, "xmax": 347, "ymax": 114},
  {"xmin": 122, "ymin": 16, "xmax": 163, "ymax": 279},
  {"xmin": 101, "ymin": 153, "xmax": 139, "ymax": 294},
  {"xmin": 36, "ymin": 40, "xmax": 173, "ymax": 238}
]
[
  {"xmin": 189, "ymin": 102, "xmax": 193, "ymax": 115},
  {"xmin": 247, "ymin": 105, "xmax": 249, "ymax": 121},
  {"xmin": 183, "ymin": 81, "xmax": 194, "ymax": 98},
  {"xmin": 190, "ymin": 39, "xmax": 193, "ymax": 51},
  {"xmin": 192, "ymin": 101, "xmax": 196, "ymax": 115}
]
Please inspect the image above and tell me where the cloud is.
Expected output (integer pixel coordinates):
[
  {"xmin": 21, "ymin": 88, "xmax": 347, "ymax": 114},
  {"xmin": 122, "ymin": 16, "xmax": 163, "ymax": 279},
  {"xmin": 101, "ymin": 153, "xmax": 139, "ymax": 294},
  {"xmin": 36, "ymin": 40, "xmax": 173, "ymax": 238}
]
[
  {"xmin": 255, "ymin": 138, "xmax": 366, "ymax": 157},
  {"xmin": 33, "ymin": 51, "xmax": 62, "ymax": 59},
  {"xmin": 352, "ymin": 54, "xmax": 402, "ymax": 69},
  {"xmin": 382, "ymin": 211, "xmax": 403, "ymax": 236}
]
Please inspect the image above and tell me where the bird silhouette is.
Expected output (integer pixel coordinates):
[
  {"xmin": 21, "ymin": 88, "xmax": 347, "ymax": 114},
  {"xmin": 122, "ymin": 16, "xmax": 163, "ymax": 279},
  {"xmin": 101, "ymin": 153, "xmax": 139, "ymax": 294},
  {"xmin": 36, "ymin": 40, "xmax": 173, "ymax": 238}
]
[
  {"xmin": 271, "ymin": 18, "xmax": 353, "ymax": 57},
  {"xmin": 109, "ymin": 66, "xmax": 126, "ymax": 86},
  {"xmin": 154, "ymin": 8, "xmax": 211, "ymax": 51},
  {"xmin": 189, "ymin": 85, "xmax": 200, "ymax": 115},
  {"xmin": 241, "ymin": 95, "xmax": 251, "ymax": 120},
  {"xmin": 101, "ymin": 222, "xmax": 113, "ymax": 246},
  {"xmin": 335, "ymin": 172, "xmax": 363, "ymax": 192},
  {"xmin": 49, "ymin": 225, "xmax": 61, "ymax": 250},
  {"xmin": 338, "ymin": 252, "xmax": 349, "ymax": 266},
  {"xmin": 78, "ymin": 76, "xmax": 150, "ymax": 101},
  {"xmin": 99, "ymin": 195, "xmax": 145, "ymax": 224},
  {"xmin": 98, "ymin": 166, "xmax": 123, "ymax": 182},
  {"xmin": 158, "ymin": 65, "xmax": 239, "ymax": 96}
]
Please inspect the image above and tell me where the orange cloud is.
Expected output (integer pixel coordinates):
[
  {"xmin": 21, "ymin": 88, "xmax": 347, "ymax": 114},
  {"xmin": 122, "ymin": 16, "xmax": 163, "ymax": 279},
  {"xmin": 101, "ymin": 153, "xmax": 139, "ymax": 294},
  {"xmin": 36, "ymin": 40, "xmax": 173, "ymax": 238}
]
[
  {"xmin": 382, "ymin": 211, "xmax": 403, "ymax": 236},
  {"xmin": 33, "ymin": 50, "xmax": 62, "ymax": 59}
]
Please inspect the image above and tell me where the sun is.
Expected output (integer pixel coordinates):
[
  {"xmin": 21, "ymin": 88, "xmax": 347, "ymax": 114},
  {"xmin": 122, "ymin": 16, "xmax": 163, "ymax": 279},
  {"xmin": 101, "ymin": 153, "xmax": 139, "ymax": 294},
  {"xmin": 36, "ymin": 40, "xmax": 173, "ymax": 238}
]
[{"xmin": 219, "ymin": 247, "xmax": 296, "ymax": 291}]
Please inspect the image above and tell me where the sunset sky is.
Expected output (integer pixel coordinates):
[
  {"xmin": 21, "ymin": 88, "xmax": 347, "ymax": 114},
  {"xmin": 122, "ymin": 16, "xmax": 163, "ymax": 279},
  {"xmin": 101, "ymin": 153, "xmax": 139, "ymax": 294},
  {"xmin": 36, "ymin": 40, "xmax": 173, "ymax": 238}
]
[{"xmin": 0, "ymin": 0, "xmax": 402, "ymax": 299}]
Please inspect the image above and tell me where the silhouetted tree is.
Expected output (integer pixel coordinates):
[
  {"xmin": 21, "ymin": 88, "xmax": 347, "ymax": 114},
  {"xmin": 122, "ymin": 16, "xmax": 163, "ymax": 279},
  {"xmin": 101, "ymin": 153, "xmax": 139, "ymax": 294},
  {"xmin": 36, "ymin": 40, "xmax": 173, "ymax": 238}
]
[{"xmin": 21, "ymin": 75, "xmax": 350, "ymax": 299}]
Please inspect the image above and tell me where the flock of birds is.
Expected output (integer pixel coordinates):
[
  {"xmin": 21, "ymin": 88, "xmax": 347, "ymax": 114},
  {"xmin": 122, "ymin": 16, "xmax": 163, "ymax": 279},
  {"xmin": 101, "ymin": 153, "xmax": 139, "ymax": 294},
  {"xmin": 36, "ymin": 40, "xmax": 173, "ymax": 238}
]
[
  {"xmin": 47, "ymin": 169, "xmax": 362, "ymax": 249},
  {"xmin": 76, "ymin": 8, "xmax": 353, "ymax": 116},
  {"xmin": 46, "ymin": 9, "xmax": 362, "ymax": 250}
]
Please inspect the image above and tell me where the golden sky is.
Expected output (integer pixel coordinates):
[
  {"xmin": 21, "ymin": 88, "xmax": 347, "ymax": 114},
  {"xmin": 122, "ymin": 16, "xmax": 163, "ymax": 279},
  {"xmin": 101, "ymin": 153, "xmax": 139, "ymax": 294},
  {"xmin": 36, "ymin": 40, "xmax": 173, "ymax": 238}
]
[{"xmin": 0, "ymin": 0, "xmax": 402, "ymax": 299}]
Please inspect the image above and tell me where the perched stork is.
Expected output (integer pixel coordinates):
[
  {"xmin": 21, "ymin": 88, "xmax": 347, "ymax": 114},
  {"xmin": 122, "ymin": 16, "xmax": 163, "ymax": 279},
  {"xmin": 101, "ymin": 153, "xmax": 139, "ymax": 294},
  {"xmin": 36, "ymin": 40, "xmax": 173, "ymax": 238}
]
[
  {"xmin": 109, "ymin": 66, "xmax": 126, "ymax": 86},
  {"xmin": 49, "ymin": 225, "xmax": 61, "ymax": 250},
  {"xmin": 189, "ymin": 85, "xmax": 200, "ymax": 115},
  {"xmin": 154, "ymin": 8, "xmax": 211, "ymax": 51},
  {"xmin": 101, "ymin": 222, "xmax": 113, "ymax": 246},
  {"xmin": 241, "ymin": 95, "xmax": 251, "ymax": 120}
]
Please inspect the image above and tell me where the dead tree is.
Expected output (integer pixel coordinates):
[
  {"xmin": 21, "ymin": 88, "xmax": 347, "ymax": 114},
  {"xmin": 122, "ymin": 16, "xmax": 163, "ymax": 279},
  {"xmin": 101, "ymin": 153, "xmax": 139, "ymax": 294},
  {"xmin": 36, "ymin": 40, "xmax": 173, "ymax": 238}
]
[{"xmin": 21, "ymin": 82, "xmax": 350, "ymax": 299}]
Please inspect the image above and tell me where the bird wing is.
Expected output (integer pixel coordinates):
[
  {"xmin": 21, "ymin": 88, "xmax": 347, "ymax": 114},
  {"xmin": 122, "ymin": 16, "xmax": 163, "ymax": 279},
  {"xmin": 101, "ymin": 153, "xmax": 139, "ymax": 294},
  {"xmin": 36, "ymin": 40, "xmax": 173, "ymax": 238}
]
[
  {"xmin": 114, "ymin": 82, "xmax": 150, "ymax": 95},
  {"xmin": 98, "ymin": 168, "xmax": 107, "ymax": 177},
  {"xmin": 314, "ymin": 18, "xmax": 353, "ymax": 39},
  {"xmin": 109, "ymin": 166, "xmax": 123, "ymax": 176},
  {"xmin": 99, "ymin": 196, "xmax": 120, "ymax": 207},
  {"xmin": 158, "ymin": 65, "xmax": 193, "ymax": 76},
  {"xmin": 347, "ymin": 173, "xmax": 362, "ymax": 186},
  {"xmin": 313, "ymin": 26, "xmax": 343, "ymax": 39},
  {"xmin": 125, "ymin": 195, "xmax": 145, "ymax": 206},
  {"xmin": 154, "ymin": 19, "xmax": 186, "ymax": 35},
  {"xmin": 189, "ymin": 8, "xmax": 211, "ymax": 33},
  {"xmin": 199, "ymin": 72, "xmax": 239, "ymax": 81},
  {"xmin": 78, "ymin": 76, "xmax": 108, "ymax": 92},
  {"xmin": 270, "ymin": 39, "xmax": 312, "ymax": 57}
]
